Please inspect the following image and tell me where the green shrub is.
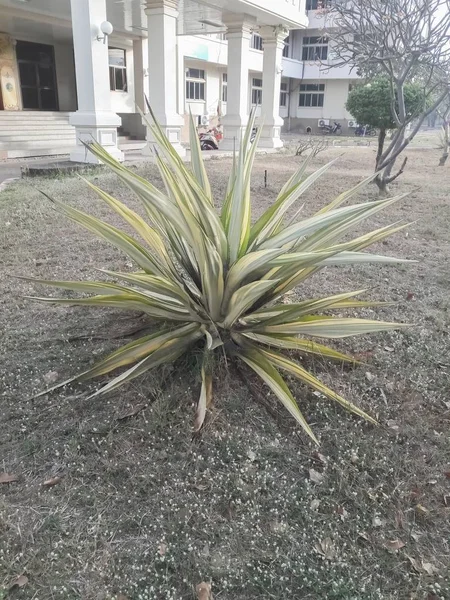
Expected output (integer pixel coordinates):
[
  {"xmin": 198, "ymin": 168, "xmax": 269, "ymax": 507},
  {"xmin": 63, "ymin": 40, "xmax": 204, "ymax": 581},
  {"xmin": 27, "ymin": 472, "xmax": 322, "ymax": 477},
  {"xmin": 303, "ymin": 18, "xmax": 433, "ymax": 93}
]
[{"xmin": 27, "ymin": 110, "xmax": 411, "ymax": 444}]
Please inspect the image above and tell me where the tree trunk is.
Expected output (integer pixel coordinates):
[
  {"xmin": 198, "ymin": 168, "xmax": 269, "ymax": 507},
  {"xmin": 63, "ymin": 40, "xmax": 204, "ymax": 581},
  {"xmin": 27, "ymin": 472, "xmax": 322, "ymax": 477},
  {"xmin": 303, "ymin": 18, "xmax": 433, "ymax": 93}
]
[{"xmin": 439, "ymin": 122, "xmax": 449, "ymax": 166}]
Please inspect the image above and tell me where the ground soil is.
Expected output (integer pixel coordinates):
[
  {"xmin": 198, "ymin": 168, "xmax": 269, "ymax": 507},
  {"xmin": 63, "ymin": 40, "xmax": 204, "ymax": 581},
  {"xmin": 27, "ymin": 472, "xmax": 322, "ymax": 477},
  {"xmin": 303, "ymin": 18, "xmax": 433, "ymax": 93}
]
[{"xmin": 0, "ymin": 141, "xmax": 449, "ymax": 600}]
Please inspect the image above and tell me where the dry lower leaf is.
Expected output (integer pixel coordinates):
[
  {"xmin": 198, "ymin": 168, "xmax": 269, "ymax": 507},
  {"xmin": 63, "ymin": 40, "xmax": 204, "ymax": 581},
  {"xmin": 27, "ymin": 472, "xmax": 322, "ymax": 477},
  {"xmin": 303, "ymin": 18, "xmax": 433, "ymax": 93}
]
[
  {"xmin": 309, "ymin": 468, "xmax": 324, "ymax": 484},
  {"xmin": 43, "ymin": 476, "xmax": 63, "ymax": 488},
  {"xmin": 9, "ymin": 574, "xmax": 28, "ymax": 589},
  {"xmin": 395, "ymin": 510, "xmax": 405, "ymax": 529},
  {"xmin": 196, "ymin": 581, "xmax": 212, "ymax": 600},
  {"xmin": 0, "ymin": 473, "xmax": 18, "ymax": 484},
  {"xmin": 385, "ymin": 539, "xmax": 406, "ymax": 551}
]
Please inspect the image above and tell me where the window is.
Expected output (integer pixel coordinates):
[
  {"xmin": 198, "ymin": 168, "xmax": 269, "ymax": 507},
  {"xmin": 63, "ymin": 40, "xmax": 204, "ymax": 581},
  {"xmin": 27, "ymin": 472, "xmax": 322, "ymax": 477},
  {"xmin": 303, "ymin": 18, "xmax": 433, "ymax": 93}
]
[
  {"xmin": 282, "ymin": 36, "xmax": 290, "ymax": 58},
  {"xmin": 302, "ymin": 36, "xmax": 328, "ymax": 61},
  {"xmin": 251, "ymin": 33, "xmax": 263, "ymax": 51},
  {"xmin": 222, "ymin": 73, "xmax": 228, "ymax": 102},
  {"xmin": 306, "ymin": 0, "xmax": 332, "ymax": 9},
  {"xmin": 299, "ymin": 83, "xmax": 325, "ymax": 107},
  {"xmin": 280, "ymin": 82, "xmax": 288, "ymax": 107},
  {"xmin": 186, "ymin": 68, "xmax": 205, "ymax": 101},
  {"xmin": 109, "ymin": 48, "xmax": 127, "ymax": 91},
  {"xmin": 251, "ymin": 78, "xmax": 263, "ymax": 105}
]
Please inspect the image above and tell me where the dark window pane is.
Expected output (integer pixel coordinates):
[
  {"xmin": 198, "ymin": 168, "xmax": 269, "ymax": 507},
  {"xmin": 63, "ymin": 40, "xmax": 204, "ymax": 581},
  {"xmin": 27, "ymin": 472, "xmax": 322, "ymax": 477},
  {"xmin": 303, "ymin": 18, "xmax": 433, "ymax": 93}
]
[
  {"xmin": 115, "ymin": 68, "xmax": 125, "ymax": 91},
  {"xmin": 38, "ymin": 65, "xmax": 53, "ymax": 87},
  {"xmin": 19, "ymin": 62, "xmax": 37, "ymax": 86},
  {"xmin": 21, "ymin": 87, "xmax": 39, "ymax": 109},
  {"xmin": 40, "ymin": 88, "xmax": 57, "ymax": 110},
  {"xmin": 318, "ymin": 94, "xmax": 324, "ymax": 107},
  {"xmin": 311, "ymin": 94, "xmax": 318, "ymax": 107},
  {"xmin": 110, "ymin": 66, "xmax": 115, "ymax": 90}
]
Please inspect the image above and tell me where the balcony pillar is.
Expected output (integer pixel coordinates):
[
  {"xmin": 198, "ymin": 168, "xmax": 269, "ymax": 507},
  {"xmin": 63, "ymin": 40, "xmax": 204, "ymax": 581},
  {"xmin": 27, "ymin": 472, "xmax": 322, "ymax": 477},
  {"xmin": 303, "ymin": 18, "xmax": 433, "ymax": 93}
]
[
  {"xmin": 69, "ymin": 0, "xmax": 124, "ymax": 163},
  {"xmin": 220, "ymin": 15, "xmax": 255, "ymax": 151},
  {"xmin": 143, "ymin": 0, "xmax": 185, "ymax": 157},
  {"xmin": 259, "ymin": 25, "xmax": 289, "ymax": 149}
]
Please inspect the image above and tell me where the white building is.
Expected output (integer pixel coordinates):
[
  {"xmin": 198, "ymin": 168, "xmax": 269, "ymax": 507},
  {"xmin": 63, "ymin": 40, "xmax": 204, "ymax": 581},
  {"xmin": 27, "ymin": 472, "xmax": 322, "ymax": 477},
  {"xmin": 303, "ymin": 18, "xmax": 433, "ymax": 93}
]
[{"xmin": 0, "ymin": 0, "xmax": 358, "ymax": 161}]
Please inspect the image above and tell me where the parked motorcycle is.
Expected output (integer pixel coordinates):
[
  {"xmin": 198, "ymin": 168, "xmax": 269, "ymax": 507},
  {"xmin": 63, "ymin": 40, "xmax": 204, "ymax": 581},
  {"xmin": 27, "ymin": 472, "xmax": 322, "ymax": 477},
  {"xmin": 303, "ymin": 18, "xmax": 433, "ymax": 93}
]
[
  {"xmin": 355, "ymin": 124, "xmax": 377, "ymax": 137},
  {"xmin": 199, "ymin": 129, "xmax": 220, "ymax": 151},
  {"xmin": 322, "ymin": 121, "xmax": 342, "ymax": 135}
]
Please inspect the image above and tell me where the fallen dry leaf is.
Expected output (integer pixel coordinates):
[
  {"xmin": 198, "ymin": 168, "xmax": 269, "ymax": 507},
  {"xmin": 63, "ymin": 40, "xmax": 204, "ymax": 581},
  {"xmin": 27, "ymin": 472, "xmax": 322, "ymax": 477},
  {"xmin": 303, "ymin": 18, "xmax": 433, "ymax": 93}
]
[
  {"xmin": 395, "ymin": 510, "xmax": 405, "ymax": 529},
  {"xmin": 310, "ymin": 499, "xmax": 321, "ymax": 510},
  {"xmin": 422, "ymin": 562, "xmax": 438, "ymax": 576},
  {"xmin": 313, "ymin": 451, "xmax": 327, "ymax": 464},
  {"xmin": 384, "ymin": 346, "xmax": 395, "ymax": 353},
  {"xmin": 444, "ymin": 471, "xmax": 450, "ymax": 479},
  {"xmin": 358, "ymin": 531, "xmax": 370, "ymax": 541},
  {"xmin": 386, "ymin": 419, "xmax": 399, "ymax": 431},
  {"xmin": 0, "ymin": 473, "xmax": 18, "ymax": 484},
  {"xmin": 158, "ymin": 542, "xmax": 167, "ymax": 556},
  {"xmin": 365, "ymin": 371, "xmax": 375, "ymax": 382},
  {"xmin": 444, "ymin": 494, "xmax": 450, "ymax": 507},
  {"xmin": 385, "ymin": 539, "xmax": 406, "ymax": 551},
  {"xmin": 415, "ymin": 504, "xmax": 430, "ymax": 518},
  {"xmin": 247, "ymin": 450, "xmax": 256, "ymax": 462},
  {"xmin": 407, "ymin": 555, "xmax": 422, "ymax": 573},
  {"xmin": 43, "ymin": 476, "xmax": 63, "ymax": 488},
  {"xmin": 116, "ymin": 595, "xmax": 129, "ymax": 600},
  {"xmin": 117, "ymin": 404, "xmax": 147, "ymax": 421},
  {"xmin": 372, "ymin": 515, "xmax": 384, "ymax": 527},
  {"xmin": 9, "ymin": 574, "xmax": 28, "ymax": 589},
  {"xmin": 336, "ymin": 506, "xmax": 348, "ymax": 521},
  {"xmin": 309, "ymin": 468, "xmax": 324, "ymax": 484},
  {"xmin": 196, "ymin": 581, "xmax": 212, "ymax": 600},
  {"xmin": 315, "ymin": 537, "xmax": 336, "ymax": 560},
  {"xmin": 43, "ymin": 370, "xmax": 59, "ymax": 384}
]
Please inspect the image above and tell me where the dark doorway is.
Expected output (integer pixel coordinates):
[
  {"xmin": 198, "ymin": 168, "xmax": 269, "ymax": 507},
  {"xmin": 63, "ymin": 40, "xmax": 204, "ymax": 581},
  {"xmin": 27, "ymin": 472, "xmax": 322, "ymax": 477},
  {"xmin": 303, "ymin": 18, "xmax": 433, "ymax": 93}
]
[{"xmin": 16, "ymin": 41, "xmax": 58, "ymax": 111}]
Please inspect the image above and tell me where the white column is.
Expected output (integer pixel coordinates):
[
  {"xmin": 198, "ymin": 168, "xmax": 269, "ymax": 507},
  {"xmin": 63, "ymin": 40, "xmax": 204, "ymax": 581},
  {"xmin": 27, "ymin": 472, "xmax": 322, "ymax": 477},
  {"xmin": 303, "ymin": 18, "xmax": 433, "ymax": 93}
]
[
  {"xmin": 259, "ymin": 25, "xmax": 289, "ymax": 149},
  {"xmin": 69, "ymin": 0, "xmax": 124, "ymax": 163},
  {"xmin": 144, "ymin": 0, "xmax": 185, "ymax": 157},
  {"xmin": 220, "ymin": 15, "xmax": 255, "ymax": 151},
  {"xmin": 133, "ymin": 39, "xmax": 146, "ymax": 112}
]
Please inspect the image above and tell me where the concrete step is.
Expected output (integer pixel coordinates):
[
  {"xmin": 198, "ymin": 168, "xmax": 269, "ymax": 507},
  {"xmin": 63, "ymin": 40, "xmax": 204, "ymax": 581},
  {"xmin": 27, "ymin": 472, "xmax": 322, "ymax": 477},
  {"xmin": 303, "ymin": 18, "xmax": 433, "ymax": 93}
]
[
  {"xmin": 0, "ymin": 133, "xmax": 76, "ymax": 142},
  {"xmin": 2, "ymin": 147, "xmax": 72, "ymax": 159},
  {"xmin": 0, "ymin": 111, "xmax": 70, "ymax": 118},
  {"xmin": 0, "ymin": 122, "xmax": 74, "ymax": 129}
]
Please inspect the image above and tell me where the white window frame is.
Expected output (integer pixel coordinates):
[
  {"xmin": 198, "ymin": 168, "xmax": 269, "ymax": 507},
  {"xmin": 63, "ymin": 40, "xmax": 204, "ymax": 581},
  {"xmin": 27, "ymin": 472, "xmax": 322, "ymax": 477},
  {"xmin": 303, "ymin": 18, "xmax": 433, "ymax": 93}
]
[
  {"xmin": 280, "ymin": 82, "xmax": 288, "ymax": 108},
  {"xmin": 222, "ymin": 73, "xmax": 228, "ymax": 103},
  {"xmin": 109, "ymin": 47, "xmax": 127, "ymax": 92},
  {"xmin": 299, "ymin": 83, "xmax": 325, "ymax": 107},
  {"xmin": 302, "ymin": 36, "xmax": 328, "ymax": 61},
  {"xmin": 251, "ymin": 78, "xmax": 263, "ymax": 106},
  {"xmin": 185, "ymin": 68, "xmax": 206, "ymax": 101},
  {"xmin": 251, "ymin": 33, "xmax": 263, "ymax": 51}
]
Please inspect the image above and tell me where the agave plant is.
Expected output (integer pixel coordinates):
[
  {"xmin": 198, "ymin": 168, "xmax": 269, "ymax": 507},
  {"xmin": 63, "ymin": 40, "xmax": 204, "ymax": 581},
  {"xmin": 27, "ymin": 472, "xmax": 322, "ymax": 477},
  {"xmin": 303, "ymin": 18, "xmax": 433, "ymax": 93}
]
[{"xmin": 26, "ymin": 109, "xmax": 411, "ymax": 444}]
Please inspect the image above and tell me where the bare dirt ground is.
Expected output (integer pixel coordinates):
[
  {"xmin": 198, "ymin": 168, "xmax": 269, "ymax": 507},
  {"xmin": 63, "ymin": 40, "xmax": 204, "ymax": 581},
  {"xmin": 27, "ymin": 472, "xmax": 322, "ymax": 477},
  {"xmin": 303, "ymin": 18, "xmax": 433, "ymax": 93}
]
[{"xmin": 0, "ymin": 143, "xmax": 449, "ymax": 600}]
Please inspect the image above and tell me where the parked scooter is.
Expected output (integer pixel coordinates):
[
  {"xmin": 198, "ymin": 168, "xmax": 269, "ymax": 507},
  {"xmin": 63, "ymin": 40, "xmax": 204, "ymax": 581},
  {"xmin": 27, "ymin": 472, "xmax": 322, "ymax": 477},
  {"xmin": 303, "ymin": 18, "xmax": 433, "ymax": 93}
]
[
  {"xmin": 322, "ymin": 121, "xmax": 342, "ymax": 135},
  {"xmin": 199, "ymin": 128, "xmax": 221, "ymax": 150},
  {"xmin": 355, "ymin": 124, "xmax": 377, "ymax": 137}
]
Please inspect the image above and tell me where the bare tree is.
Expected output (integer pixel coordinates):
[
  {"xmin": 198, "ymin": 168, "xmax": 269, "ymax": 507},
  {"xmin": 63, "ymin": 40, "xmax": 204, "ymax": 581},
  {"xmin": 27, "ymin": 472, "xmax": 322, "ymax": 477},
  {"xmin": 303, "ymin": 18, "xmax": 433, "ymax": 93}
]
[
  {"xmin": 321, "ymin": 0, "xmax": 450, "ymax": 193},
  {"xmin": 296, "ymin": 137, "xmax": 329, "ymax": 157}
]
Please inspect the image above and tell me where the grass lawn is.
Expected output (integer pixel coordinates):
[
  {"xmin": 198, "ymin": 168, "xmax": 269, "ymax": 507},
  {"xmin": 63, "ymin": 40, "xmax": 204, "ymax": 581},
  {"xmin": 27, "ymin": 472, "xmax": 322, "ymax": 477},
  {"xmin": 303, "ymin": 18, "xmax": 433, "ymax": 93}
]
[{"xmin": 0, "ymin": 143, "xmax": 449, "ymax": 600}]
